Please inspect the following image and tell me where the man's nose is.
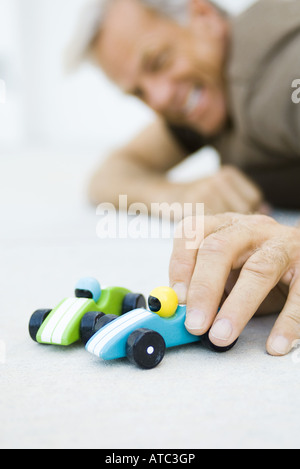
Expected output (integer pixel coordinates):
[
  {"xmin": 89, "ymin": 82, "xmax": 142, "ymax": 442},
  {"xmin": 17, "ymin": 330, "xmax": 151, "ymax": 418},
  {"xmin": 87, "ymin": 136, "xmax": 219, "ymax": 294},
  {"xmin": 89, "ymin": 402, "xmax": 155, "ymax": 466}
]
[{"xmin": 142, "ymin": 77, "xmax": 175, "ymax": 113}]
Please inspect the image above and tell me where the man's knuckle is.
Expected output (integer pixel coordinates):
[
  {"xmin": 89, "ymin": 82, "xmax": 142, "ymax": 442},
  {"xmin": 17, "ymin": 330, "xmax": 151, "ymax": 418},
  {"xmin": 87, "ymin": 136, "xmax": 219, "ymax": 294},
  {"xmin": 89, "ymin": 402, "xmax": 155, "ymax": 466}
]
[
  {"xmin": 284, "ymin": 310, "xmax": 300, "ymax": 328},
  {"xmin": 170, "ymin": 255, "xmax": 195, "ymax": 273},
  {"xmin": 174, "ymin": 215, "xmax": 196, "ymax": 240},
  {"xmin": 243, "ymin": 259, "xmax": 274, "ymax": 281},
  {"xmin": 201, "ymin": 233, "xmax": 231, "ymax": 256},
  {"xmin": 250, "ymin": 214, "xmax": 277, "ymax": 227},
  {"xmin": 188, "ymin": 280, "xmax": 214, "ymax": 300},
  {"xmin": 263, "ymin": 240, "xmax": 290, "ymax": 267},
  {"xmin": 244, "ymin": 243, "xmax": 289, "ymax": 281}
]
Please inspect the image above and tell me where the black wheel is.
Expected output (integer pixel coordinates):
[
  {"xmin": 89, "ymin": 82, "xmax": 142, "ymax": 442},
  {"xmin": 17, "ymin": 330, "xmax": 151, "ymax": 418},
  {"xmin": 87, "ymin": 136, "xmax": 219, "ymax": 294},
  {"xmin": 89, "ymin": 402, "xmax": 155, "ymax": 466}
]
[
  {"xmin": 80, "ymin": 311, "xmax": 106, "ymax": 345},
  {"xmin": 82, "ymin": 313, "xmax": 119, "ymax": 344},
  {"xmin": 126, "ymin": 328, "xmax": 166, "ymax": 369},
  {"xmin": 29, "ymin": 309, "xmax": 52, "ymax": 342},
  {"xmin": 201, "ymin": 330, "xmax": 238, "ymax": 353},
  {"xmin": 121, "ymin": 293, "xmax": 146, "ymax": 315}
]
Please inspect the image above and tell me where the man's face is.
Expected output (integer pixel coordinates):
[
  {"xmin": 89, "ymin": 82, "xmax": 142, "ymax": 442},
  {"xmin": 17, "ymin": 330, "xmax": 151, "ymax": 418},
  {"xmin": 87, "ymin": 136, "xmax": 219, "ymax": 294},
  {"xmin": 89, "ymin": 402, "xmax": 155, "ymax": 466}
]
[{"xmin": 93, "ymin": 0, "xmax": 229, "ymax": 136}]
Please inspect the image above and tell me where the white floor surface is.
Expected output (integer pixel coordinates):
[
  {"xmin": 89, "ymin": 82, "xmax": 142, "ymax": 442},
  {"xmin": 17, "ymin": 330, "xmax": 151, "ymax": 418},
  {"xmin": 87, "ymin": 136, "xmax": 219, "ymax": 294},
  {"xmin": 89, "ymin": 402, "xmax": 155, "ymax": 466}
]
[{"xmin": 1, "ymin": 148, "xmax": 300, "ymax": 449}]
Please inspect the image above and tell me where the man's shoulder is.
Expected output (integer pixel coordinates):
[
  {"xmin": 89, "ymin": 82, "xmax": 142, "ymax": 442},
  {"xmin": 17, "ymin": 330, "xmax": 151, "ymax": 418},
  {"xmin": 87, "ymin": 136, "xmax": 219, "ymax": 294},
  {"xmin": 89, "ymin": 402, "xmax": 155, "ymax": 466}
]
[
  {"xmin": 229, "ymin": 0, "xmax": 300, "ymax": 79},
  {"xmin": 225, "ymin": 0, "xmax": 300, "ymax": 162}
]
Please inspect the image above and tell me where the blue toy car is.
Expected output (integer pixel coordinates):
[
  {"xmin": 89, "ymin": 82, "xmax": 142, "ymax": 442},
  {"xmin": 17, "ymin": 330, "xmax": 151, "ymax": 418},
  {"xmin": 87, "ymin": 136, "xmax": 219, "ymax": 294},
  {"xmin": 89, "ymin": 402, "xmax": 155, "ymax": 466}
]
[{"xmin": 85, "ymin": 287, "xmax": 238, "ymax": 369}]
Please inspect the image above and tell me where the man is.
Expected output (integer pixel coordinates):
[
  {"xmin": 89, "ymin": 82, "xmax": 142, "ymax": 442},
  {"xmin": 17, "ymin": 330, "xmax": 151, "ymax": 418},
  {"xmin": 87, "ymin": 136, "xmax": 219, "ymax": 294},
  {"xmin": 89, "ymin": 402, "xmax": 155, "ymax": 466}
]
[
  {"xmin": 68, "ymin": 0, "xmax": 300, "ymax": 214},
  {"xmin": 68, "ymin": 0, "xmax": 300, "ymax": 356}
]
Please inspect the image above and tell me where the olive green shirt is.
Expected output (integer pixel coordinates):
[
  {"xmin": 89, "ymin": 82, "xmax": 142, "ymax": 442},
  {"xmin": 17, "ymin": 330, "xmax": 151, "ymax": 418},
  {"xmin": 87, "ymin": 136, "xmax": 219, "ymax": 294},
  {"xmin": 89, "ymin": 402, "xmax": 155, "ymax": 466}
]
[{"xmin": 169, "ymin": 0, "xmax": 300, "ymax": 208}]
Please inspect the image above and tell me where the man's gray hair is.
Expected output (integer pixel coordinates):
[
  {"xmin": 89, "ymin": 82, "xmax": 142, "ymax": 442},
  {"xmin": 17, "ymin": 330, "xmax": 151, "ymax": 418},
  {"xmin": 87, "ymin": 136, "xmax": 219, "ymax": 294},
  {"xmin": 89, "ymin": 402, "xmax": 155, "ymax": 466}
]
[{"xmin": 66, "ymin": 0, "xmax": 189, "ymax": 71}]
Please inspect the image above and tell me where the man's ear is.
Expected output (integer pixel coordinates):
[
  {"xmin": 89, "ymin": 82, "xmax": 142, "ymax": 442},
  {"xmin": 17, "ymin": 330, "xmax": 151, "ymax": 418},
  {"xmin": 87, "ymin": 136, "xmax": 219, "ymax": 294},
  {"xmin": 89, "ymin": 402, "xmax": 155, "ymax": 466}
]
[{"xmin": 188, "ymin": 0, "xmax": 224, "ymax": 38}]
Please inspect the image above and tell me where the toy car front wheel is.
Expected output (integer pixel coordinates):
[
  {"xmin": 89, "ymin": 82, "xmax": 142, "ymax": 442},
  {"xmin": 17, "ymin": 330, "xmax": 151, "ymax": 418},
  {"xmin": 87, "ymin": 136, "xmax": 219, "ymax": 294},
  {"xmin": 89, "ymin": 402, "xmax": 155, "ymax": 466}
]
[
  {"xmin": 29, "ymin": 309, "xmax": 52, "ymax": 342},
  {"xmin": 126, "ymin": 328, "xmax": 166, "ymax": 369},
  {"xmin": 122, "ymin": 293, "xmax": 146, "ymax": 315}
]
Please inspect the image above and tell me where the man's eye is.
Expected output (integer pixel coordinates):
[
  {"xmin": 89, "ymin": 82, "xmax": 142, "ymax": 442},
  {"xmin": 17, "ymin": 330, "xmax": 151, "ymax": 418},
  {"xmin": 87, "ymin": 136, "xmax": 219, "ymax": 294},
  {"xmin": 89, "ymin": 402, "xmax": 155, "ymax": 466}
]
[
  {"xmin": 133, "ymin": 87, "xmax": 145, "ymax": 100},
  {"xmin": 149, "ymin": 51, "xmax": 170, "ymax": 72}
]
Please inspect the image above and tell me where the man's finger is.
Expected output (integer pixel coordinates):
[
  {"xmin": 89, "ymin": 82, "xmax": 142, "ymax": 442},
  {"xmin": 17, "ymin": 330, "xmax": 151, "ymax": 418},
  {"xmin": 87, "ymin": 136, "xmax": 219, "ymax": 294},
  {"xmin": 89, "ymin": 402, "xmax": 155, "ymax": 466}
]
[
  {"xmin": 208, "ymin": 242, "xmax": 290, "ymax": 348},
  {"xmin": 184, "ymin": 219, "xmax": 262, "ymax": 335},
  {"xmin": 267, "ymin": 278, "xmax": 300, "ymax": 356},
  {"xmin": 169, "ymin": 215, "xmax": 221, "ymax": 303},
  {"xmin": 169, "ymin": 213, "xmax": 240, "ymax": 303},
  {"xmin": 169, "ymin": 217, "xmax": 200, "ymax": 303}
]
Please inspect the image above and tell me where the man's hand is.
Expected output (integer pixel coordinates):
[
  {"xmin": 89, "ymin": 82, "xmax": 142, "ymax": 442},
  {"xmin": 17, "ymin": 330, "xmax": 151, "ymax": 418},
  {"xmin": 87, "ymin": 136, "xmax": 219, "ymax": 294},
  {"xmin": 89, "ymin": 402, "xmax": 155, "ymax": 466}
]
[
  {"xmin": 169, "ymin": 213, "xmax": 300, "ymax": 356},
  {"xmin": 183, "ymin": 166, "xmax": 265, "ymax": 215}
]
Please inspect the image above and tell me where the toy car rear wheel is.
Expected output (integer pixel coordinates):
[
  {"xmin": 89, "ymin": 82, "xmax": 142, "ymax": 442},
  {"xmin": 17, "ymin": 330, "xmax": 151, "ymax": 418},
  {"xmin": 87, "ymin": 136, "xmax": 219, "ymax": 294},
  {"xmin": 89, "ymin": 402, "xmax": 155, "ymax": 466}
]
[
  {"xmin": 29, "ymin": 309, "xmax": 52, "ymax": 342},
  {"xmin": 201, "ymin": 331, "xmax": 238, "ymax": 353},
  {"xmin": 80, "ymin": 311, "xmax": 105, "ymax": 345},
  {"xmin": 126, "ymin": 328, "xmax": 166, "ymax": 369},
  {"xmin": 122, "ymin": 293, "xmax": 146, "ymax": 315},
  {"xmin": 81, "ymin": 313, "xmax": 119, "ymax": 344}
]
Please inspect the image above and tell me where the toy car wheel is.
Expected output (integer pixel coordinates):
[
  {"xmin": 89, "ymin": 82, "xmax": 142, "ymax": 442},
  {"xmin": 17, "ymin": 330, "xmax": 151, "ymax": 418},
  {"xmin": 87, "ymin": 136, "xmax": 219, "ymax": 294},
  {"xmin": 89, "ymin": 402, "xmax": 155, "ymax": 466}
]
[
  {"xmin": 80, "ymin": 311, "xmax": 106, "ymax": 345},
  {"xmin": 201, "ymin": 331, "xmax": 238, "ymax": 353},
  {"xmin": 83, "ymin": 314, "xmax": 119, "ymax": 345},
  {"xmin": 121, "ymin": 293, "xmax": 146, "ymax": 315},
  {"xmin": 126, "ymin": 328, "xmax": 166, "ymax": 369},
  {"xmin": 29, "ymin": 309, "xmax": 52, "ymax": 342}
]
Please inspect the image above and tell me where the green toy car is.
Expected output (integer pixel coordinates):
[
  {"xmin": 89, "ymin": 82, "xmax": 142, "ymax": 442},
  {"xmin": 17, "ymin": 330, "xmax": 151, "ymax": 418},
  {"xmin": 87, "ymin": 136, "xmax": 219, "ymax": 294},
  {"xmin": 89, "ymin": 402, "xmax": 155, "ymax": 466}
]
[{"xmin": 29, "ymin": 277, "xmax": 146, "ymax": 346}]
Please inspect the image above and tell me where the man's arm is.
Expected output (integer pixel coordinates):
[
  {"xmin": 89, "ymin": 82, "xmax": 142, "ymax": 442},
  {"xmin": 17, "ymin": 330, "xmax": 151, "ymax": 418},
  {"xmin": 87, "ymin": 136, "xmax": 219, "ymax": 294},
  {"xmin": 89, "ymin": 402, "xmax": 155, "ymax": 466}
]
[
  {"xmin": 89, "ymin": 117, "xmax": 263, "ymax": 215},
  {"xmin": 88, "ymin": 117, "xmax": 188, "ymax": 209}
]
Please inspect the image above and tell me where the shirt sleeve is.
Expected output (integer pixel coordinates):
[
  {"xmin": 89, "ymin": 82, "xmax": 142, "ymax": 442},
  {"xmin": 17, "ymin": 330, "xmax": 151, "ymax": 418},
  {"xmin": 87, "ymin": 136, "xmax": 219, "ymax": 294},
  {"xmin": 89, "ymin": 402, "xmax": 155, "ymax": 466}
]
[
  {"xmin": 239, "ymin": 7, "xmax": 300, "ymax": 159},
  {"xmin": 291, "ymin": 81, "xmax": 300, "ymax": 151},
  {"xmin": 249, "ymin": 41, "xmax": 300, "ymax": 159}
]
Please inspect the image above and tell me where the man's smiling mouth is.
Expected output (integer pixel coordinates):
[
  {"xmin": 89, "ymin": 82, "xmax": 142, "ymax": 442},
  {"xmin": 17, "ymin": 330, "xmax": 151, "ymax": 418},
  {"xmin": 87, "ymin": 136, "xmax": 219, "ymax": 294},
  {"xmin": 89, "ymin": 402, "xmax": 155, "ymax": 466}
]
[{"xmin": 183, "ymin": 86, "xmax": 205, "ymax": 117}]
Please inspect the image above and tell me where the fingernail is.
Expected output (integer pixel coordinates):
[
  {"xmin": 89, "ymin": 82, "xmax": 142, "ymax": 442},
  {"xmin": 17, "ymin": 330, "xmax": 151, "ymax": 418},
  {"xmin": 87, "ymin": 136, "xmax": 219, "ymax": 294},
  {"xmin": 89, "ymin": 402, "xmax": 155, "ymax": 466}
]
[
  {"xmin": 270, "ymin": 336, "xmax": 291, "ymax": 356},
  {"xmin": 185, "ymin": 309, "xmax": 206, "ymax": 332},
  {"xmin": 172, "ymin": 283, "xmax": 187, "ymax": 304},
  {"xmin": 210, "ymin": 319, "xmax": 233, "ymax": 341}
]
